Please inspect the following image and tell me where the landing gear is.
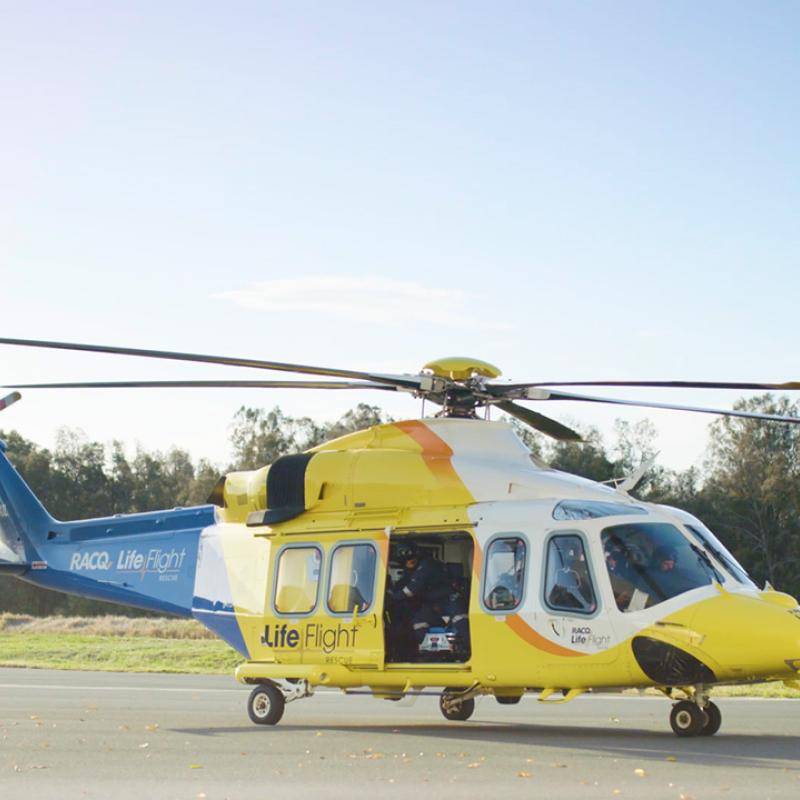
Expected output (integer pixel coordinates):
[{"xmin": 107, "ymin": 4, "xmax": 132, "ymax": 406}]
[
  {"xmin": 700, "ymin": 701, "xmax": 722, "ymax": 736},
  {"xmin": 669, "ymin": 697, "xmax": 722, "ymax": 737},
  {"xmin": 246, "ymin": 678, "xmax": 313, "ymax": 726},
  {"xmin": 440, "ymin": 687, "xmax": 476, "ymax": 721},
  {"xmin": 247, "ymin": 683, "xmax": 285, "ymax": 726}
]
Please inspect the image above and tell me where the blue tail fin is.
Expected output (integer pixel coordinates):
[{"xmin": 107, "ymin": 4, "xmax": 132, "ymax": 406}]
[{"xmin": 0, "ymin": 439, "xmax": 54, "ymax": 565}]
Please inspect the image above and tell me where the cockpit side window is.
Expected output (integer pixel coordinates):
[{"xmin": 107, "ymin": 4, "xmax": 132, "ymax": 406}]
[
  {"xmin": 544, "ymin": 534, "xmax": 597, "ymax": 614},
  {"xmin": 483, "ymin": 537, "xmax": 526, "ymax": 611},
  {"xmin": 602, "ymin": 523, "xmax": 719, "ymax": 612}
]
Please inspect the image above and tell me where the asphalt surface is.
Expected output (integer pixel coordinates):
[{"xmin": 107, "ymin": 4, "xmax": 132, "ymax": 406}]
[{"xmin": 0, "ymin": 668, "xmax": 798, "ymax": 800}]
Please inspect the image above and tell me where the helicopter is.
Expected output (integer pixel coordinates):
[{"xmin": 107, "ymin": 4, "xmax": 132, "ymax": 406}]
[{"xmin": 0, "ymin": 336, "xmax": 799, "ymax": 737}]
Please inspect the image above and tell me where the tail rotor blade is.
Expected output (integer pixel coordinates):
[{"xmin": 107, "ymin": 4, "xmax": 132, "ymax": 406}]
[{"xmin": 0, "ymin": 391, "xmax": 21, "ymax": 412}]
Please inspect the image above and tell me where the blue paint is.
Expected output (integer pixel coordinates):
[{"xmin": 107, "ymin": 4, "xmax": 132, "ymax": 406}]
[
  {"xmin": 193, "ymin": 608, "xmax": 250, "ymax": 657},
  {"xmin": 0, "ymin": 446, "xmax": 216, "ymax": 617}
]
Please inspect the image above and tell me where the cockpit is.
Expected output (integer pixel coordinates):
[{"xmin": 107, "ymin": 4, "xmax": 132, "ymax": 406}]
[{"xmin": 549, "ymin": 499, "xmax": 756, "ymax": 614}]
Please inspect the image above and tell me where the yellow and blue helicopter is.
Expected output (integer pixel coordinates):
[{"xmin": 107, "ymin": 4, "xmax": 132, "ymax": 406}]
[{"xmin": 1, "ymin": 337, "xmax": 799, "ymax": 736}]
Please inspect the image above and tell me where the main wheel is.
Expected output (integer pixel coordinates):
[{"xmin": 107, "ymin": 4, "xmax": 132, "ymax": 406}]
[
  {"xmin": 440, "ymin": 689, "xmax": 475, "ymax": 721},
  {"xmin": 700, "ymin": 701, "xmax": 722, "ymax": 736},
  {"xmin": 247, "ymin": 683, "xmax": 285, "ymax": 726},
  {"xmin": 669, "ymin": 700, "xmax": 707, "ymax": 737},
  {"xmin": 496, "ymin": 695, "xmax": 522, "ymax": 705}
]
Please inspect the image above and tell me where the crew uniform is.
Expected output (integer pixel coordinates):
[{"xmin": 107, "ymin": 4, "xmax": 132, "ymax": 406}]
[{"xmin": 391, "ymin": 545, "xmax": 468, "ymax": 646}]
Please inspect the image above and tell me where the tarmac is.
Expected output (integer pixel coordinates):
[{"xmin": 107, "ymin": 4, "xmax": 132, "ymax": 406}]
[{"xmin": 0, "ymin": 667, "xmax": 798, "ymax": 799}]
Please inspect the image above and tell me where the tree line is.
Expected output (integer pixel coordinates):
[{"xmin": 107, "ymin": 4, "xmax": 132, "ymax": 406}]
[{"xmin": 1, "ymin": 395, "xmax": 798, "ymax": 615}]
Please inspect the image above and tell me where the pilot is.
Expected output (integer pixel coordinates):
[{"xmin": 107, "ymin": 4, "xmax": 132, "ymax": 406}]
[
  {"xmin": 389, "ymin": 543, "xmax": 447, "ymax": 648},
  {"xmin": 650, "ymin": 545, "xmax": 691, "ymax": 599},
  {"xmin": 654, "ymin": 546, "xmax": 678, "ymax": 573},
  {"xmin": 605, "ymin": 544, "xmax": 637, "ymax": 610}
]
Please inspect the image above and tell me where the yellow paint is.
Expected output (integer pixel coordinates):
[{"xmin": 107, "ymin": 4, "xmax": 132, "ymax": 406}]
[
  {"xmin": 207, "ymin": 418, "xmax": 800, "ymax": 699},
  {"xmin": 423, "ymin": 357, "xmax": 502, "ymax": 381}
]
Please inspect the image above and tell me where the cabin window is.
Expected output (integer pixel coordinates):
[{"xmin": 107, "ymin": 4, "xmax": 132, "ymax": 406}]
[
  {"xmin": 274, "ymin": 546, "xmax": 322, "ymax": 615},
  {"xmin": 544, "ymin": 534, "xmax": 597, "ymax": 614},
  {"xmin": 602, "ymin": 522, "xmax": 720, "ymax": 612},
  {"xmin": 483, "ymin": 537, "xmax": 526, "ymax": 611},
  {"xmin": 327, "ymin": 543, "xmax": 377, "ymax": 614}
]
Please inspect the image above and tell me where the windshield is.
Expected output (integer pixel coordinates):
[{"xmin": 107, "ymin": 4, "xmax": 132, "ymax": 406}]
[
  {"xmin": 602, "ymin": 522, "xmax": 720, "ymax": 612},
  {"xmin": 684, "ymin": 523, "xmax": 756, "ymax": 588}
]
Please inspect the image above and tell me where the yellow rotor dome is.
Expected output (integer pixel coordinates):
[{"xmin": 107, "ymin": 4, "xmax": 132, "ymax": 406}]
[{"xmin": 423, "ymin": 357, "xmax": 502, "ymax": 381}]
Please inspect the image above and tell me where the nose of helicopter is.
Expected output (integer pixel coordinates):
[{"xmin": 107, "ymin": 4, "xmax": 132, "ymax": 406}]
[{"xmin": 681, "ymin": 589, "xmax": 800, "ymax": 682}]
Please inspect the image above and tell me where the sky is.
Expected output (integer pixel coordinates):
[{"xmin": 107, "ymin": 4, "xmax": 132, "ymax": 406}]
[{"xmin": 1, "ymin": 1, "xmax": 799, "ymax": 472}]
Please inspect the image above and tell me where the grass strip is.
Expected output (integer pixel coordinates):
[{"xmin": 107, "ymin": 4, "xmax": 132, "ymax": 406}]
[{"xmin": 0, "ymin": 632, "xmax": 242, "ymax": 673}]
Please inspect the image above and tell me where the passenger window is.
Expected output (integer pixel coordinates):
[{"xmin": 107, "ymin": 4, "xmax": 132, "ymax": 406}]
[
  {"xmin": 545, "ymin": 535, "xmax": 597, "ymax": 614},
  {"xmin": 483, "ymin": 537, "xmax": 526, "ymax": 611},
  {"xmin": 274, "ymin": 546, "xmax": 321, "ymax": 614},
  {"xmin": 328, "ymin": 544, "xmax": 377, "ymax": 613}
]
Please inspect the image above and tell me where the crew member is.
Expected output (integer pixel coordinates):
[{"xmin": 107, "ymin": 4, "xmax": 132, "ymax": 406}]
[{"xmin": 389, "ymin": 543, "xmax": 447, "ymax": 649}]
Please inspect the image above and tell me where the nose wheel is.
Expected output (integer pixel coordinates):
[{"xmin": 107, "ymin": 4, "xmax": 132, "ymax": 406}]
[{"xmin": 669, "ymin": 699, "xmax": 721, "ymax": 737}]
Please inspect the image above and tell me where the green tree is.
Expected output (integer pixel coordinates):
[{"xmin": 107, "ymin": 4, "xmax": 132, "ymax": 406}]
[{"xmin": 700, "ymin": 394, "xmax": 800, "ymax": 594}]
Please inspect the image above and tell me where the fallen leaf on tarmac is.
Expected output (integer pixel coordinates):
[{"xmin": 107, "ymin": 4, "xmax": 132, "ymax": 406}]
[
  {"xmin": 189, "ymin": 765, "xmax": 203, "ymax": 770},
  {"xmin": 517, "ymin": 771, "xmax": 532, "ymax": 778},
  {"xmin": 436, "ymin": 752, "xmax": 446, "ymax": 758},
  {"xmin": 634, "ymin": 768, "xmax": 646, "ymax": 777},
  {"xmin": 610, "ymin": 717, "xmax": 620, "ymax": 723},
  {"xmin": 366, "ymin": 753, "xmax": 384, "ymax": 760},
  {"xmin": 467, "ymin": 762, "xmax": 481, "ymax": 768},
  {"xmin": 145, "ymin": 724, "xmax": 159, "ymax": 732},
  {"xmin": 665, "ymin": 756, "xmax": 677, "ymax": 762},
  {"xmin": 612, "ymin": 790, "xmax": 621, "ymax": 796},
  {"xmin": 315, "ymin": 731, "xmax": 324, "ymax": 737},
  {"xmin": 29, "ymin": 715, "xmax": 39, "ymax": 720},
  {"xmin": 138, "ymin": 743, "xmax": 149, "ymax": 749}
]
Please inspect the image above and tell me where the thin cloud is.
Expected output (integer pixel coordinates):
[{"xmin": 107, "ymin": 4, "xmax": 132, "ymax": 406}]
[{"xmin": 216, "ymin": 276, "xmax": 508, "ymax": 329}]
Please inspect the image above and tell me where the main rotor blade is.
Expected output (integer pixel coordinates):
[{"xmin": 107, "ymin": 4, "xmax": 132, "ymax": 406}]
[
  {"xmin": 494, "ymin": 400, "xmax": 583, "ymax": 442},
  {"xmin": 530, "ymin": 388, "xmax": 800, "ymax": 424},
  {"xmin": 492, "ymin": 379, "xmax": 800, "ymax": 393},
  {"xmin": 0, "ymin": 337, "xmax": 421, "ymax": 390},
  {"xmin": 4, "ymin": 380, "xmax": 400, "ymax": 391}
]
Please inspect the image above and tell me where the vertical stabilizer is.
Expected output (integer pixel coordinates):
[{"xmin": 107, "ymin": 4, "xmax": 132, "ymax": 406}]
[{"xmin": 0, "ymin": 440, "xmax": 54, "ymax": 563}]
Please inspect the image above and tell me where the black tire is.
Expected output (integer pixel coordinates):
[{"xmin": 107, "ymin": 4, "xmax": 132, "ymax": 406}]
[
  {"xmin": 700, "ymin": 701, "xmax": 722, "ymax": 736},
  {"xmin": 496, "ymin": 695, "xmax": 522, "ymax": 705},
  {"xmin": 669, "ymin": 700, "xmax": 707, "ymax": 737},
  {"xmin": 247, "ymin": 683, "xmax": 285, "ymax": 726},
  {"xmin": 440, "ymin": 689, "xmax": 475, "ymax": 721}
]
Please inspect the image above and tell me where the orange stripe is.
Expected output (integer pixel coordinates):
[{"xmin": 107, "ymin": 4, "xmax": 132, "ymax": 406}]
[
  {"xmin": 393, "ymin": 420, "xmax": 470, "ymax": 495},
  {"xmin": 395, "ymin": 421, "xmax": 582, "ymax": 659},
  {"xmin": 505, "ymin": 613, "xmax": 583, "ymax": 657}
]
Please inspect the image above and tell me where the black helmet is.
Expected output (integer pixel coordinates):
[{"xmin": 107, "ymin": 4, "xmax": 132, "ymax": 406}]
[{"xmin": 395, "ymin": 542, "xmax": 419, "ymax": 562}]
